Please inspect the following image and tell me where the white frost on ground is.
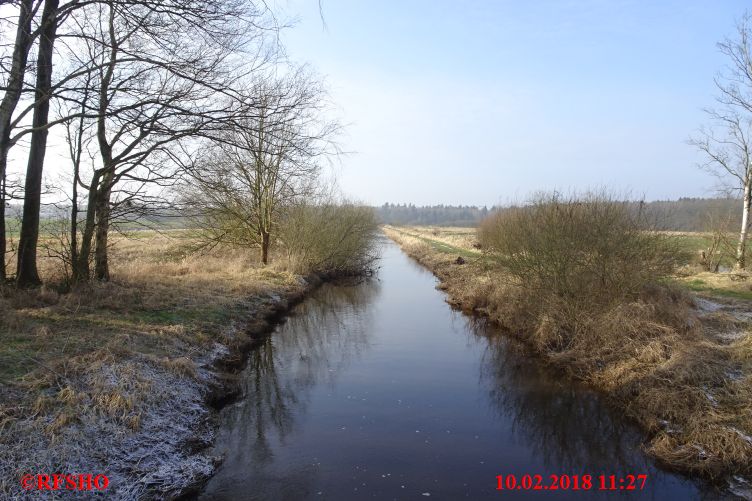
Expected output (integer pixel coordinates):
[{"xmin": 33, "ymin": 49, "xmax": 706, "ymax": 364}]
[
  {"xmin": 0, "ymin": 333, "xmax": 267, "ymax": 499},
  {"xmin": 695, "ymin": 297, "xmax": 724, "ymax": 313},
  {"xmin": 703, "ymin": 389, "xmax": 719, "ymax": 408},
  {"xmin": 730, "ymin": 476, "xmax": 752, "ymax": 501},
  {"xmin": 0, "ymin": 355, "xmax": 221, "ymax": 500},
  {"xmin": 695, "ymin": 296, "xmax": 752, "ymax": 344},
  {"xmin": 730, "ymin": 427, "xmax": 752, "ymax": 446},
  {"xmin": 0, "ymin": 292, "xmax": 296, "ymax": 500},
  {"xmin": 718, "ymin": 331, "xmax": 750, "ymax": 342}
]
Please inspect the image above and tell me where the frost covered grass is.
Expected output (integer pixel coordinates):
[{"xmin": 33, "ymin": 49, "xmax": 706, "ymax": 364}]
[
  {"xmin": 0, "ymin": 230, "xmax": 309, "ymax": 498},
  {"xmin": 385, "ymin": 224, "xmax": 752, "ymax": 484}
]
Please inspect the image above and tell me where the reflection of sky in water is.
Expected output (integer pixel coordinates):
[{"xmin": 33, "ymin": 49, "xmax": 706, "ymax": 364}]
[{"xmin": 199, "ymin": 240, "xmax": 733, "ymax": 501}]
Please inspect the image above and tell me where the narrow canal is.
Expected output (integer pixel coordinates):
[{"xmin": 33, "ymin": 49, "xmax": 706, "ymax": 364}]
[{"xmin": 198, "ymin": 238, "xmax": 727, "ymax": 500}]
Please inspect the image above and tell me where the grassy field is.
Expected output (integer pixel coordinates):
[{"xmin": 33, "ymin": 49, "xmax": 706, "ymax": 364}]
[
  {"xmin": 670, "ymin": 231, "xmax": 752, "ymax": 300},
  {"xmin": 1, "ymin": 230, "xmax": 303, "ymax": 382},
  {"xmin": 0, "ymin": 230, "xmax": 311, "ymax": 496},
  {"xmin": 384, "ymin": 225, "xmax": 752, "ymax": 486}
]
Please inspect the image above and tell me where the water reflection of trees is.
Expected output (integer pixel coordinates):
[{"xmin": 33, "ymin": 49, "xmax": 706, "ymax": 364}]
[
  {"xmin": 463, "ymin": 316, "xmax": 682, "ymax": 486},
  {"xmin": 206, "ymin": 279, "xmax": 380, "ymax": 497},
  {"xmin": 476, "ymin": 320, "xmax": 732, "ymax": 498}
]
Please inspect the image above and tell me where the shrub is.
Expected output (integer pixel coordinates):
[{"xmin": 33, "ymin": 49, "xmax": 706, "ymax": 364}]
[
  {"xmin": 278, "ymin": 202, "xmax": 379, "ymax": 276},
  {"xmin": 478, "ymin": 191, "xmax": 683, "ymax": 313},
  {"xmin": 699, "ymin": 210, "xmax": 736, "ymax": 272}
]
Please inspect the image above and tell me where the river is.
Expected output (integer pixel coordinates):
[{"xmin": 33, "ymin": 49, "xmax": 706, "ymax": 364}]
[{"xmin": 197, "ymin": 238, "xmax": 731, "ymax": 500}]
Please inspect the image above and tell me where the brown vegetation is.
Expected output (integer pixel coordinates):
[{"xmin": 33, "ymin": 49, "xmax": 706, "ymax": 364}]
[
  {"xmin": 279, "ymin": 202, "xmax": 380, "ymax": 276},
  {"xmin": 0, "ymin": 231, "xmax": 328, "ymax": 497},
  {"xmin": 385, "ymin": 212, "xmax": 752, "ymax": 483},
  {"xmin": 477, "ymin": 192, "xmax": 682, "ymax": 312}
]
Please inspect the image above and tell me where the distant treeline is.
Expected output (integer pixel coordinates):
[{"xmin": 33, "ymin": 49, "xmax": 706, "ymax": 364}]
[
  {"xmin": 377, "ymin": 198, "xmax": 743, "ymax": 231},
  {"xmin": 375, "ymin": 204, "xmax": 490, "ymax": 226},
  {"xmin": 7, "ymin": 198, "xmax": 744, "ymax": 233},
  {"xmin": 642, "ymin": 198, "xmax": 741, "ymax": 232}
]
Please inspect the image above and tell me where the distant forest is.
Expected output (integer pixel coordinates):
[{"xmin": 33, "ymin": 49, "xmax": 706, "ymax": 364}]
[
  {"xmin": 377, "ymin": 198, "xmax": 744, "ymax": 232},
  {"xmin": 6, "ymin": 198, "xmax": 744, "ymax": 233},
  {"xmin": 375, "ymin": 204, "xmax": 490, "ymax": 227},
  {"xmin": 642, "ymin": 198, "xmax": 741, "ymax": 231}
]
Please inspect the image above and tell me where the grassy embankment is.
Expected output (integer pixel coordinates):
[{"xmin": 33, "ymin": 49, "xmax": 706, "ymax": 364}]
[
  {"xmin": 384, "ymin": 224, "xmax": 752, "ymax": 485},
  {"xmin": 0, "ymin": 231, "xmax": 318, "ymax": 497}
]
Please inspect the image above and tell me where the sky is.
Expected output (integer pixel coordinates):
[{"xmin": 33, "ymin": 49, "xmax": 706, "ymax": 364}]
[{"xmin": 274, "ymin": 0, "xmax": 752, "ymax": 206}]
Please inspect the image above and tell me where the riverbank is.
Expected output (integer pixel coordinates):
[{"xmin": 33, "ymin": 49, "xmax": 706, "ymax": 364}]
[
  {"xmin": 0, "ymin": 231, "xmax": 321, "ymax": 499},
  {"xmin": 384, "ymin": 225, "xmax": 752, "ymax": 496},
  {"xmin": 196, "ymin": 234, "xmax": 714, "ymax": 500}
]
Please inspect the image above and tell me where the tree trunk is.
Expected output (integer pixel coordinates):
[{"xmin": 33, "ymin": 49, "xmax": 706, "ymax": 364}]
[
  {"xmin": 68, "ymin": 90, "xmax": 90, "ymax": 283},
  {"xmin": 73, "ymin": 175, "xmax": 100, "ymax": 282},
  {"xmin": 69, "ymin": 168, "xmax": 79, "ymax": 280},
  {"xmin": 261, "ymin": 230, "xmax": 270, "ymax": 265},
  {"xmin": 90, "ymin": 5, "xmax": 118, "ymax": 283},
  {"xmin": 93, "ymin": 178, "xmax": 113, "ymax": 281},
  {"xmin": 0, "ymin": 172, "xmax": 5, "ymax": 282},
  {"xmin": 736, "ymin": 179, "xmax": 751, "ymax": 270},
  {"xmin": 0, "ymin": 0, "xmax": 35, "ymax": 282},
  {"xmin": 16, "ymin": 0, "xmax": 60, "ymax": 287},
  {"xmin": 94, "ymin": 213, "xmax": 110, "ymax": 281}
]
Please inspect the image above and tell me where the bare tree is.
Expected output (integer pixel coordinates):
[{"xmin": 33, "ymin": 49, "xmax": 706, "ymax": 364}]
[
  {"xmin": 0, "ymin": 0, "xmax": 40, "ymax": 282},
  {"xmin": 0, "ymin": 0, "xmax": 105, "ymax": 284},
  {"xmin": 15, "ymin": 0, "xmax": 68, "ymax": 287},
  {"xmin": 699, "ymin": 209, "xmax": 736, "ymax": 272},
  {"xmin": 32, "ymin": 0, "xmax": 278, "ymax": 282},
  {"xmin": 692, "ymin": 12, "xmax": 752, "ymax": 270},
  {"xmin": 184, "ymin": 70, "xmax": 340, "ymax": 265},
  {"xmin": 55, "ymin": 63, "xmax": 94, "ymax": 281},
  {"xmin": 1, "ymin": 0, "xmax": 278, "ymax": 286}
]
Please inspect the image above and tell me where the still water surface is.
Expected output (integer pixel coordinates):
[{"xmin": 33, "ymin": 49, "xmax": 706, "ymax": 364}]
[{"xmin": 199, "ymin": 239, "xmax": 729, "ymax": 500}]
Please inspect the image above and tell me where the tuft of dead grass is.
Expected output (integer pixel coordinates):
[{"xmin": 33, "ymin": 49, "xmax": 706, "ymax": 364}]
[{"xmin": 159, "ymin": 356, "xmax": 197, "ymax": 377}]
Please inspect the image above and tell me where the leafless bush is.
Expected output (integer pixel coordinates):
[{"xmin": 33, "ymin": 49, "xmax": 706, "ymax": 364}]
[
  {"xmin": 278, "ymin": 201, "xmax": 379, "ymax": 276},
  {"xmin": 700, "ymin": 210, "xmax": 736, "ymax": 272},
  {"xmin": 478, "ymin": 191, "xmax": 683, "ymax": 314}
]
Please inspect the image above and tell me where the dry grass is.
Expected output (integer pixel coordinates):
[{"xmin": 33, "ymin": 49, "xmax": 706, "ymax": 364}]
[
  {"xmin": 1, "ymin": 230, "xmax": 301, "ymax": 379},
  {"xmin": 680, "ymin": 270, "xmax": 752, "ymax": 301},
  {"xmin": 391, "ymin": 226, "xmax": 481, "ymax": 258},
  {"xmin": 385, "ymin": 225, "xmax": 752, "ymax": 483},
  {"xmin": 0, "ymin": 230, "xmax": 309, "ymax": 497}
]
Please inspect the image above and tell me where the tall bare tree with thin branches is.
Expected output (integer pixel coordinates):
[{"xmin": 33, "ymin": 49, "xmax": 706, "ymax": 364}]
[
  {"xmin": 184, "ymin": 69, "xmax": 341, "ymax": 265},
  {"xmin": 692, "ymin": 12, "xmax": 752, "ymax": 269}
]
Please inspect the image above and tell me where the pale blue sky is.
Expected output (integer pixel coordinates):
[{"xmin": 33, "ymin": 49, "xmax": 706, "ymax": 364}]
[{"xmin": 278, "ymin": 0, "xmax": 750, "ymax": 206}]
